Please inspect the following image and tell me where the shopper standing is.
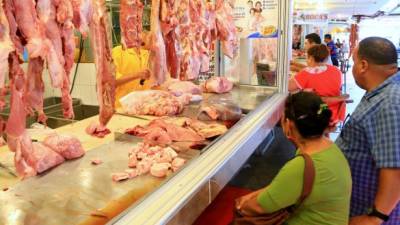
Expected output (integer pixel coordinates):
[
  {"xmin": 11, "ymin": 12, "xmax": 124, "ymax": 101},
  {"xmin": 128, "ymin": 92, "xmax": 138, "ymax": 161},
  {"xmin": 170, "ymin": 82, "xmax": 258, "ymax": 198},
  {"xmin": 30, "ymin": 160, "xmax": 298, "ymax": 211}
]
[
  {"xmin": 290, "ymin": 33, "xmax": 333, "ymax": 72},
  {"xmin": 324, "ymin": 34, "xmax": 339, "ymax": 66},
  {"xmin": 336, "ymin": 37, "xmax": 400, "ymax": 225}
]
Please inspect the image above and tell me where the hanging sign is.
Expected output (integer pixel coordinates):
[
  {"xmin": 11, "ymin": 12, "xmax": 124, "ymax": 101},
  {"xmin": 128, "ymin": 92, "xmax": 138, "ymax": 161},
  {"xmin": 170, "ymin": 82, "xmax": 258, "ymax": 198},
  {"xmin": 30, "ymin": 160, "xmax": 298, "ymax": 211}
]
[{"xmin": 293, "ymin": 12, "xmax": 329, "ymax": 25}]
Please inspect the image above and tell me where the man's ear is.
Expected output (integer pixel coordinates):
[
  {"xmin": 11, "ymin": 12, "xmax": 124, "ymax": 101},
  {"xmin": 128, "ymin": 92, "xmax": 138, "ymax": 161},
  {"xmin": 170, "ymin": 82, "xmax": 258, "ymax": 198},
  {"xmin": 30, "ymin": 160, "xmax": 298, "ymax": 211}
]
[{"xmin": 359, "ymin": 59, "xmax": 369, "ymax": 74}]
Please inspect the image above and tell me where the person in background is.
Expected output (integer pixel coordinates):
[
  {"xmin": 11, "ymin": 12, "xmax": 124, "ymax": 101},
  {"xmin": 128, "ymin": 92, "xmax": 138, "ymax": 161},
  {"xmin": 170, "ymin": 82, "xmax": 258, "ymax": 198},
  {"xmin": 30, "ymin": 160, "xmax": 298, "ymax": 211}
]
[
  {"xmin": 112, "ymin": 31, "xmax": 151, "ymax": 107},
  {"xmin": 289, "ymin": 44, "xmax": 344, "ymax": 125},
  {"xmin": 236, "ymin": 91, "xmax": 351, "ymax": 225},
  {"xmin": 247, "ymin": 0, "xmax": 253, "ymax": 9},
  {"xmin": 290, "ymin": 33, "xmax": 333, "ymax": 72},
  {"xmin": 247, "ymin": 8, "xmax": 256, "ymax": 30},
  {"xmin": 336, "ymin": 38, "xmax": 342, "ymax": 49},
  {"xmin": 255, "ymin": 1, "xmax": 262, "ymax": 11},
  {"xmin": 324, "ymin": 34, "xmax": 339, "ymax": 66},
  {"xmin": 336, "ymin": 37, "xmax": 400, "ymax": 225}
]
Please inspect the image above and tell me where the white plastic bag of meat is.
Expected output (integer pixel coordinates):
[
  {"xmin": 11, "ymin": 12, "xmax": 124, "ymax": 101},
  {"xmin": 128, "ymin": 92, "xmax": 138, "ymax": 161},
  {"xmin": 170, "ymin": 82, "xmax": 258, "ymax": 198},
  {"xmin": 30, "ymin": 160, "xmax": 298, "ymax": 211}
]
[
  {"xmin": 119, "ymin": 90, "xmax": 189, "ymax": 116},
  {"xmin": 198, "ymin": 98, "xmax": 242, "ymax": 122},
  {"xmin": 43, "ymin": 133, "xmax": 85, "ymax": 160}
]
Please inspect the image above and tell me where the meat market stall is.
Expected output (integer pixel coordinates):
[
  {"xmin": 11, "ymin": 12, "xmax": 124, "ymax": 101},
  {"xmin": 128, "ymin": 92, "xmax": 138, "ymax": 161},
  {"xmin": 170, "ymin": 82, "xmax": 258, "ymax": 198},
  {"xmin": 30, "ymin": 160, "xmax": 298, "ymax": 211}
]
[{"xmin": 0, "ymin": 0, "xmax": 292, "ymax": 224}]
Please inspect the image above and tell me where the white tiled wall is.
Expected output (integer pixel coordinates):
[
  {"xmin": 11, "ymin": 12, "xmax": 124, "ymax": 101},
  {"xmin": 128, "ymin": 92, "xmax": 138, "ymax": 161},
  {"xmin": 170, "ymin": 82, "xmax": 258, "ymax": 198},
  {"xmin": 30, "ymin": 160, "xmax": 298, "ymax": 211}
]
[{"xmin": 39, "ymin": 63, "xmax": 98, "ymax": 105}]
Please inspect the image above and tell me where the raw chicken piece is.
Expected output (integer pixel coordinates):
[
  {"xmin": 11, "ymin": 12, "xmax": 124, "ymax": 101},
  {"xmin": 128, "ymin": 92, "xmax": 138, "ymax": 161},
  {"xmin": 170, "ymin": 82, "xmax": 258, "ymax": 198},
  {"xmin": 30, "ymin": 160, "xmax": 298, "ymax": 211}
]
[
  {"xmin": 120, "ymin": 90, "xmax": 186, "ymax": 117},
  {"xmin": 120, "ymin": 0, "xmax": 143, "ymax": 49},
  {"xmin": 87, "ymin": 0, "xmax": 116, "ymax": 138},
  {"xmin": 137, "ymin": 159, "xmax": 152, "ymax": 175},
  {"xmin": 0, "ymin": 1, "xmax": 14, "ymax": 89},
  {"xmin": 85, "ymin": 121, "xmax": 111, "ymax": 138},
  {"xmin": 112, "ymin": 172, "xmax": 130, "ymax": 182},
  {"xmin": 128, "ymin": 153, "xmax": 137, "ymax": 168},
  {"xmin": 125, "ymin": 168, "xmax": 139, "ymax": 178},
  {"xmin": 91, "ymin": 158, "xmax": 102, "ymax": 165},
  {"xmin": 171, "ymin": 157, "xmax": 185, "ymax": 172},
  {"xmin": 26, "ymin": 142, "xmax": 65, "ymax": 174},
  {"xmin": 166, "ymin": 80, "xmax": 202, "ymax": 97},
  {"xmin": 43, "ymin": 133, "xmax": 85, "ymax": 159},
  {"xmin": 150, "ymin": 163, "xmax": 170, "ymax": 178},
  {"xmin": 202, "ymin": 77, "xmax": 233, "ymax": 93},
  {"xmin": 148, "ymin": 0, "xmax": 168, "ymax": 86}
]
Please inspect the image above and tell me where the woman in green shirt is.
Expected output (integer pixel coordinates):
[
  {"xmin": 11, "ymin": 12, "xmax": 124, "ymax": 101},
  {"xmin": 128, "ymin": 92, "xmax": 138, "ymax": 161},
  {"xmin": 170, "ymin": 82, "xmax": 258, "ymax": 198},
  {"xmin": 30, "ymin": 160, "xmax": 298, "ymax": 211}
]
[{"xmin": 237, "ymin": 92, "xmax": 352, "ymax": 225}]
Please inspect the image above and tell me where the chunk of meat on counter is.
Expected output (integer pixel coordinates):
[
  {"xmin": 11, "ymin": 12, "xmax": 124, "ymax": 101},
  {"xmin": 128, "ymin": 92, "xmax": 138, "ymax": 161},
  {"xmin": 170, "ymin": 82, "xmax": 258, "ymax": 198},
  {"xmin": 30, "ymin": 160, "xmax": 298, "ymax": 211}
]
[
  {"xmin": 137, "ymin": 159, "xmax": 152, "ymax": 175},
  {"xmin": 91, "ymin": 158, "xmax": 102, "ymax": 165},
  {"xmin": 186, "ymin": 119, "xmax": 228, "ymax": 138},
  {"xmin": 120, "ymin": 90, "xmax": 187, "ymax": 117},
  {"xmin": 150, "ymin": 163, "xmax": 171, "ymax": 178},
  {"xmin": 85, "ymin": 121, "xmax": 111, "ymax": 138},
  {"xmin": 166, "ymin": 80, "xmax": 202, "ymax": 97},
  {"xmin": 112, "ymin": 172, "xmax": 130, "ymax": 182},
  {"xmin": 128, "ymin": 153, "xmax": 137, "ymax": 168},
  {"xmin": 43, "ymin": 133, "xmax": 85, "ymax": 160},
  {"xmin": 87, "ymin": 0, "xmax": 116, "ymax": 137},
  {"xmin": 171, "ymin": 157, "xmax": 185, "ymax": 172},
  {"xmin": 126, "ymin": 118, "xmax": 204, "ymax": 146},
  {"xmin": 202, "ymin": 77, "xmax": 233, "ymax": 93},
  {"xmin": 26, "ymin": 142, "xmax": 65, "ymax": 174},
  {"xmin": 198, "ymin": 99, "xmax": 242, "ymax": 122},
  {"xmin": 125, "ymin": 168, "xmax": 139, "ymax": 178}
]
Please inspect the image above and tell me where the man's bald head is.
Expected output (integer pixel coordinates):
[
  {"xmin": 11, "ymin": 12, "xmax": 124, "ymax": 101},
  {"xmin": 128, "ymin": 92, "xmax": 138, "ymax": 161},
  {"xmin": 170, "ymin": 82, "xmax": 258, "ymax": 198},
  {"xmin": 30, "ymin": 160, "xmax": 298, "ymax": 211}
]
[{"xmin": 358, "ymin": 37, "xmax": 398, "ymax": 66}]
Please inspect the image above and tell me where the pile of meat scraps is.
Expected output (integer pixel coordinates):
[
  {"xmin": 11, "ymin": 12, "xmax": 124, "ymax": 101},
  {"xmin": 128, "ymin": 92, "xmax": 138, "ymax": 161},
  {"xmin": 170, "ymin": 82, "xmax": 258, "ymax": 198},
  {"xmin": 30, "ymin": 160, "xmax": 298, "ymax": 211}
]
[
  {"xmin": 202, "ymin": 77, "xmax": 233, "ymax": 94},
  {"xmin": 112, "ymin": 142, "xmax": 185, "ymax": 181},
  {"xmin": 119, "ymin": 90, "xmax": 191, "ymax": 116},
  {"xmin": 125, "ymin": 117, "xmax": 227, "ymax": 147}
]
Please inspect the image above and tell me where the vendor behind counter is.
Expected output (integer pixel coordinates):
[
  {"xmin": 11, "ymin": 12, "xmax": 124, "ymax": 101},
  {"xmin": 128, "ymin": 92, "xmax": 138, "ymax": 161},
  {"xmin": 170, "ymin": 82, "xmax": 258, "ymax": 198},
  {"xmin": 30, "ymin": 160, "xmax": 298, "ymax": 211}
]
[{"xmin": 112, "ymin": 46, "xmax": 151, "ymax": 107}]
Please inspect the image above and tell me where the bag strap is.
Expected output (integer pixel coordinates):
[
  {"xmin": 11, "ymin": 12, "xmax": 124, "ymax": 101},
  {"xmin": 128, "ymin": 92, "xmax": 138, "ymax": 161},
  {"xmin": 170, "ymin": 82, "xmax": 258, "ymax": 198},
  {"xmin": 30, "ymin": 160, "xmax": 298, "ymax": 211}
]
[{"xmin": 297, "ymin": 154, "xmax": 315, "ymax": 204}]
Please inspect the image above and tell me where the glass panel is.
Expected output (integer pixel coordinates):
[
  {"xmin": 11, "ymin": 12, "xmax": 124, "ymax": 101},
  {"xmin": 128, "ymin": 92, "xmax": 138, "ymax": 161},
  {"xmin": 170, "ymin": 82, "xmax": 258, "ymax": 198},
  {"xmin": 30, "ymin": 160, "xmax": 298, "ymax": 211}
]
[{"xmin": 223, "ymin": 0, "xmax": 279, "ymax": 88}]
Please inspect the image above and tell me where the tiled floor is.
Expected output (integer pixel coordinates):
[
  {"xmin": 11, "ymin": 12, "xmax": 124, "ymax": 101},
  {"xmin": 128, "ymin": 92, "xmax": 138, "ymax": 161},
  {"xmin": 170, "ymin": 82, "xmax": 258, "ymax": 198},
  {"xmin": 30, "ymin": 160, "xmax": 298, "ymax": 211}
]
[{"xmin": 230, "ymin": 67, "xmax": 365, "ymax": 189}]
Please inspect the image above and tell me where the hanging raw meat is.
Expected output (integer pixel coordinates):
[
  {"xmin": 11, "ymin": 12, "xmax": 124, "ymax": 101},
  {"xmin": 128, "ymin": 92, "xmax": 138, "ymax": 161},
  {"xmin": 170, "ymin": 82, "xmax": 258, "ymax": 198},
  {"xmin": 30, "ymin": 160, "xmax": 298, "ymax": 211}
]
[
  {"xmin": 160, "ymin": 0, "xmax": 181, "ymax": 78},
  {"xmin": 56, "ymin": 0, "xmax": 76, "ymax": 119},
  {"xmin": 70, "ymin": 0, "xmax": 91, "ymax": 36},
  {"xmin": 215, "ymin": 0, "xmax": 237, "ymax": 59},
  {"xmin": 86, "ymin": 0, "xmax": 116, "ymax": 138},
  {"xmin": 349, "ymin": 24, "xmax": 359, "ymax": 58},
  {"xmin": 25, "ymin": 57, "xmax": 47, "ymax": 124},
  {"xmin": 120, "ymin": 0, "xmax": 143, "ymax": 50},
  {"xmin": 148, "ymin": 0, "xmax": 168, "ymax": 86},
  {"xmin": 0, "ymin": 1, "xmax": 14, "ymax": 110}
]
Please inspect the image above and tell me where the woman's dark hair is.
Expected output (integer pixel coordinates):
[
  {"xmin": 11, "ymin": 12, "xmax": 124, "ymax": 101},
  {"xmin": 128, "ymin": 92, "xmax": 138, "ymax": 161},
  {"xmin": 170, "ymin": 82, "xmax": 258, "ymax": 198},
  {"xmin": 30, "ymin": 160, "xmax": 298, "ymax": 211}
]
[
  {"xmin": 284, "ymin": 92, "xmax": 332, "ymax": 139},
  {"xmin": 307, "ymin": 44, "xmax": 329, "ymax": 63},
  {"xmin": 305, "ymin": 33, "xmax": 321, "ymax": 44}
]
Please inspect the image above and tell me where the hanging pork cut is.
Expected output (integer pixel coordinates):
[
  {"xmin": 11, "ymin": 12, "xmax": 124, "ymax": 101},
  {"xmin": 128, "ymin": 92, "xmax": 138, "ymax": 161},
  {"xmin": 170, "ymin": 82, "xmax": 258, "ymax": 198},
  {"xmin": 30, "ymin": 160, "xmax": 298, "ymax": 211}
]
[
  {"xmin": 25, "ymin": 58, "xmax": 47, "ymax": 123},
  {"xmin": 215, "ymin": 0, "xmax": 237, "ymax": 59},
  {"xmin": 120, "ymin": 0, "xmax": 143, "ymax": 50},
  {"xmin": 0, "ymin": 1, "xmax": 14, "ymax": 110},
  {"xmin": 349, "ymin": 24, "xmax": 359, "ymax": 58},
  {"xmin": 70, "ymin": 0, "xmax": 91, "ymax": 36},
  {"xmin": 86, "ymin": 0, "xmax": 116, "ymax": 138},
  {"xmin": 148, "ymin": 0, "xmax": 168, "ymax": 86}
]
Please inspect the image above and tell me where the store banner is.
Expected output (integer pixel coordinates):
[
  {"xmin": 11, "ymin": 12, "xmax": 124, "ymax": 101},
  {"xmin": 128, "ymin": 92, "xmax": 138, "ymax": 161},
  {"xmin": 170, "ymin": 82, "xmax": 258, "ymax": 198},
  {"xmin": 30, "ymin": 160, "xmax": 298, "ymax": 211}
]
[
  {"xmin": 293, "ymin": 12, "xmax": 329, "ymax": 25},
  {"xmin": 233, "ymin": 0, "xmax": 279, "ymax": 38}
]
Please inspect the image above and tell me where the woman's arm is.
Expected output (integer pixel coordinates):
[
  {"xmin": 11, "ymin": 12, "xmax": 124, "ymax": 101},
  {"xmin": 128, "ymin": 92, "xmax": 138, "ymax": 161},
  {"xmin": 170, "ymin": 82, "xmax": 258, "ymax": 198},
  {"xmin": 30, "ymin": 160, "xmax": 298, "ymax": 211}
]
[
  {"xmin": 116, "ymin": 70, "xmax": 150, "ymax": 87},
  {"xmin": 288, "ymin": 77, "xmax": 300, "ymax": 92}
]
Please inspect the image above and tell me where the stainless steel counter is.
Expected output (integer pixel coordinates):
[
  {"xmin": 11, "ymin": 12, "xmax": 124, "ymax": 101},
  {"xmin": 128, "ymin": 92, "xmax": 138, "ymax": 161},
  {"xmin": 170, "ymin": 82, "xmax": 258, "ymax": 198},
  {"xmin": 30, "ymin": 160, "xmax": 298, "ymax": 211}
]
[{"xmin": 0, "ymin": 85, "xmax": 282, "ymax": 225}]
